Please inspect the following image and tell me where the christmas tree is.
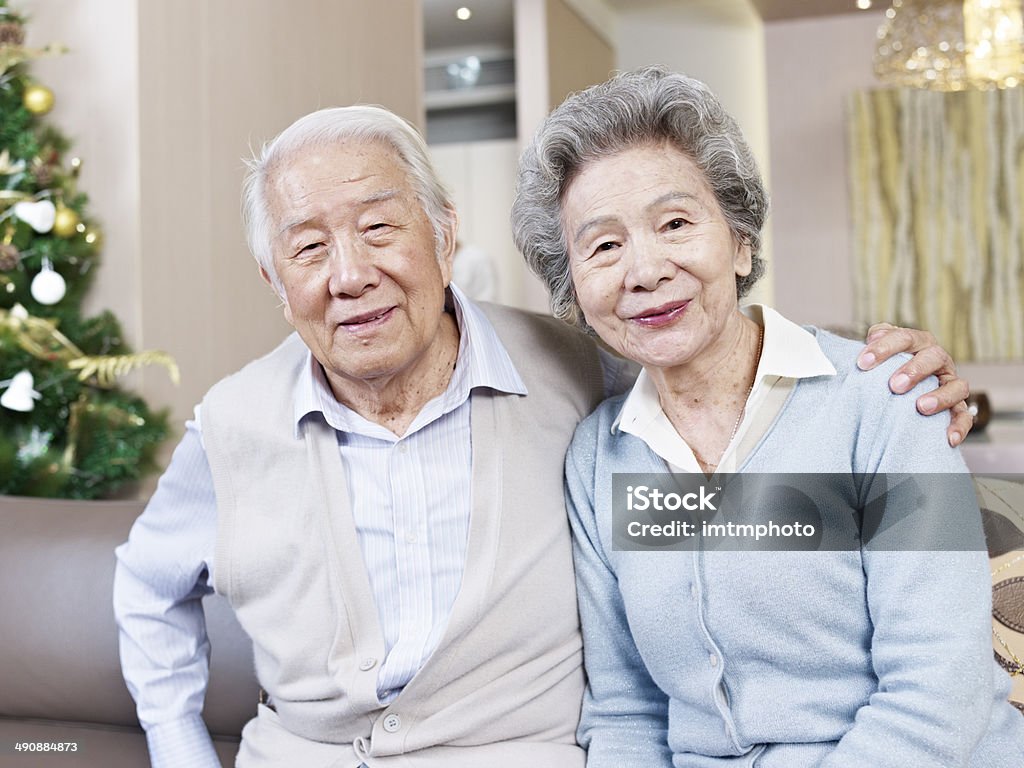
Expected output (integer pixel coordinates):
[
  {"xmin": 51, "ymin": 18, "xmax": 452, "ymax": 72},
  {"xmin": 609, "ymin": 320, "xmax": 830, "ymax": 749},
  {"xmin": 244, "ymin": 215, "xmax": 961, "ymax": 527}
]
[{"xmin": 0, "ymin": 2, "xmax": 176, "ymax": 499}]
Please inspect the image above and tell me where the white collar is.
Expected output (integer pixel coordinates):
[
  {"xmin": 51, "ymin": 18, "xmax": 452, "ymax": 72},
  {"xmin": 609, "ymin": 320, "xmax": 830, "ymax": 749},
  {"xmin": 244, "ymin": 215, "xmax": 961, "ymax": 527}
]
[{"xmin": 611, "ymin": 305, "xmax": 836, "ymax": 466}]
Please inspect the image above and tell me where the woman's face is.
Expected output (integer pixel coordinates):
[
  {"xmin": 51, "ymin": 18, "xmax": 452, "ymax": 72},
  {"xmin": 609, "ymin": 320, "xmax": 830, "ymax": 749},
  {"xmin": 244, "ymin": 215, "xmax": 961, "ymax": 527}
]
[{"xmin": 561, "ymin": 142, "xmax": 752, "ymax": 371}]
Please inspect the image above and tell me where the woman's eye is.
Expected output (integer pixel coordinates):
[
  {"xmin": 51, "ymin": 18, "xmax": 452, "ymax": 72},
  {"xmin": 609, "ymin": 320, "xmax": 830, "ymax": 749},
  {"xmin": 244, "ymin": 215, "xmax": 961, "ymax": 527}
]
[
  {"xmin": 595, "ymin": 241, "xmax": 618, "ymax": 253},
  {"xmin": 665, "ymin": 218, "xmax": 686, "ymax": 230},
  {"xmin": 367, "ymin": 222, "xmax": 390, "ymax": 232},
  {"xmin": 297, "ymin": 242, "xmax": 324, "ymax": 255}
]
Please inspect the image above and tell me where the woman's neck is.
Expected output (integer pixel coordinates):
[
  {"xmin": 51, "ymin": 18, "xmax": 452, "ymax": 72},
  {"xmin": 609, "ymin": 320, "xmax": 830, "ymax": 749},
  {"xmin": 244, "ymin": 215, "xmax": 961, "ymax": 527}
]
[{"xmin": 649, "ymin": 312, "xmax": 763, "ymax": 474}]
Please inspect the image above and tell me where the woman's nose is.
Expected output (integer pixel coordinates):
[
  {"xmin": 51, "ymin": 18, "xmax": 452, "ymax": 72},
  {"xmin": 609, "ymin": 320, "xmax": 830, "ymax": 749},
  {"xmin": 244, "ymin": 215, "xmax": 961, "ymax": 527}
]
[{"xmin": 624, "ymin": 241, "xmax": 674, "ymax": 292}]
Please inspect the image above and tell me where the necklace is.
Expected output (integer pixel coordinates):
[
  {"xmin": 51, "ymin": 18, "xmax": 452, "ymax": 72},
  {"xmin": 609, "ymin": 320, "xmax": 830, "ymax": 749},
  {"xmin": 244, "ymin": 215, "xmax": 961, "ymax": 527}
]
[{"xmin": 694, "ymin": 324, "xmax": 764, "ymax": 473}]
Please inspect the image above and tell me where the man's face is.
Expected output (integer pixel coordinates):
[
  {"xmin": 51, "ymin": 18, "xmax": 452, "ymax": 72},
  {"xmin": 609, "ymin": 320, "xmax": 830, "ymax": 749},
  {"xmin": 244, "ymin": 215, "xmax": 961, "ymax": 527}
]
[{"xmin": 264, "ymin": 140, "xmax": 456, "ymax": 399}]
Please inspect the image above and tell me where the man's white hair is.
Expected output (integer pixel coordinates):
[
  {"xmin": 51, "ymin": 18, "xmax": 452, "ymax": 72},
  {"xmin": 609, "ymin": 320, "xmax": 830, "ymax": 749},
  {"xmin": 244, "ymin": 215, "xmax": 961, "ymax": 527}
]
[{"xmin": 241, "ymin": 106, "xmax": 455, "ymax": 294}]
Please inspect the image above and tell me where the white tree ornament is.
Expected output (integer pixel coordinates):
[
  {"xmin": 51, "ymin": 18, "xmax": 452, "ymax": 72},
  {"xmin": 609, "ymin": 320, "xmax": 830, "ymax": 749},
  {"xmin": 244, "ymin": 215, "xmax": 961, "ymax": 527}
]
[
  {"xmin": 13, "ymin": 199, "xmax": 56, "ymax": 233},
  {"xmin": 30, "ymin": 258, "xmax": 66, "ymax": 305},
  {"xmin": 0, "ymin": 370, "xmax": 42, "ymax": 412}
]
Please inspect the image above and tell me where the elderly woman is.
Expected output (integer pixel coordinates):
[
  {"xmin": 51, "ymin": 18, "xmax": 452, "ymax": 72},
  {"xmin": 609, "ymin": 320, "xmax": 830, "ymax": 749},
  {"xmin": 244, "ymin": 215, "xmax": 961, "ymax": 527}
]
[{"xmin": 512, "ymin": 67, "xmax": 1024, "ymax": 767}]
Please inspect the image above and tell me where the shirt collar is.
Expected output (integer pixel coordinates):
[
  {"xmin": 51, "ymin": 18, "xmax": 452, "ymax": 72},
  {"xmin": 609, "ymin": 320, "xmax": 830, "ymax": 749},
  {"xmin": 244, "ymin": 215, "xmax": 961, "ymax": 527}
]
[
  {"xmin": 611, "ymin": 303, "xmax": 836, "ymax": 434},
  {"xmin": 292, "ymin": 283, "xmax": 526, "ymax": 437},
  {"xmin": 750, "ymin": 304, "xmax": 837, "ymax": 381}
]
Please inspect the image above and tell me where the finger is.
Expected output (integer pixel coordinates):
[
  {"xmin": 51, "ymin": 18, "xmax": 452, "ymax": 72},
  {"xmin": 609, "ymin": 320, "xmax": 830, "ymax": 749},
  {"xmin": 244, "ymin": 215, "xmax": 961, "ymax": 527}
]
[
  {"xmin": 865, "ymin": 322, "xmax": 896, "ymax": 345},
  {"xmin": 878, "ymin": 345, "xmax": 950, "ymax": 392},
  {"xmin": 915, "ymin": 377, "xmax": 970, "ymax": 414},
  {"xmin": 857, "ymin": 327, "xmax": 921, "ymax": 370},
  {"xmin": 946, "ymin": 401, "xmax": 973, "ymax": 447}
]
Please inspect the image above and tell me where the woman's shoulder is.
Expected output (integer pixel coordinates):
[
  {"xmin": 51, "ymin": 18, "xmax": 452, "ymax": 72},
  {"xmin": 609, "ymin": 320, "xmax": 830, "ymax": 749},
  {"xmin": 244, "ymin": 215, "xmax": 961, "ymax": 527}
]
[
  {"xmin": 573, "ymin": 392, "xmax": 629, "ymax": 445},
  {"xmin": 805, "ymin": 328, "xmax": 959, "ymax": 472},
  {"xmin": 568, "ymin": 393, "xmax": 634, "ymax": 470},
  {"xmin": 809, "ymin": 327, "xmax": 935, "ymax": 399}
]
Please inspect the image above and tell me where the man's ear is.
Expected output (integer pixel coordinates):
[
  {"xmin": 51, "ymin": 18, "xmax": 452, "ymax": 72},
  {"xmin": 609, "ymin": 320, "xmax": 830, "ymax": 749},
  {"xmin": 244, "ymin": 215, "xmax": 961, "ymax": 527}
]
[
  {"xmin": 259, "ymin": 265, "xmax": 293, "ymax": 325},
  {"xmin": 439, "ymin": 207, "xmax": 459, "ymax": 287}
]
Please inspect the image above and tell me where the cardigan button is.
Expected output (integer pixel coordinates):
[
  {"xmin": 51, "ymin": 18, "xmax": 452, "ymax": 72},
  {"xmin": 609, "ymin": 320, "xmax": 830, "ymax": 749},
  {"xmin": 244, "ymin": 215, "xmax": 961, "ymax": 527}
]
[
  {"xmin": 359, "ymin": 658, "xmax": 377, "ymax": 671},
  {"xmin": 709, "ymin": 653, "xmax": 719, "ymax": 668},
  {"xmin": 383, "ymin": 713, "xmax": 402, "ymax": 733}
]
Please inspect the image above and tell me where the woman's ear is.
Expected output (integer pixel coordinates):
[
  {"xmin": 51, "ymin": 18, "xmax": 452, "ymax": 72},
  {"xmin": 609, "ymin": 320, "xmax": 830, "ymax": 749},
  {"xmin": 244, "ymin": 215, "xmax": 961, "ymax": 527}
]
[{"xmin": 734, "ymin": 239, "xmax": 752, "ymax": 278}]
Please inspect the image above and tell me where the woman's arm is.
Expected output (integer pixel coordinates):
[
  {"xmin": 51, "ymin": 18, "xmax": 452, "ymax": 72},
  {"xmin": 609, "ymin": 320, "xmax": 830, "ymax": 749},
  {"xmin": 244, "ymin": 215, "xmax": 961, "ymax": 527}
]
[
  {"xmin": 565, "ymin": 437, "xmax": 675, "ymax": 768},
  {"xmin": 820, "ymin": 380, "xmax": 994, "ymax": 767}
]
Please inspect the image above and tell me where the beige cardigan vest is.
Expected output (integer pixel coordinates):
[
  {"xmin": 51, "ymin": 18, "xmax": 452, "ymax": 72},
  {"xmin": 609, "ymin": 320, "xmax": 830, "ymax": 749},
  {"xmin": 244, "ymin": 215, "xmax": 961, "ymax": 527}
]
[{"xmin": 201, "ymin": 304, "xmax": 607, "ymax": 768}]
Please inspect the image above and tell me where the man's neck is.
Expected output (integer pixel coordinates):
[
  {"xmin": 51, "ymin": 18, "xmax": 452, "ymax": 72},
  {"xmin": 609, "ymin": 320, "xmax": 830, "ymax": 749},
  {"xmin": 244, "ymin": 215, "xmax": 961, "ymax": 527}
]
[{"xmin": 324, "ymin": 311, "xmax": 461, "ymax": 437}]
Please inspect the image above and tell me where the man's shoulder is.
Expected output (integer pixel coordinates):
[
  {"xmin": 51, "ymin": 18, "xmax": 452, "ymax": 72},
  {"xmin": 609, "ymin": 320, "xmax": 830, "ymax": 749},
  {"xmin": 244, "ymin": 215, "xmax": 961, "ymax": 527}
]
[
  {"xmin": 476, "ymin": 301, "xmax": 595, "ymax": 348},
  {"xmin": 473, "ymin": 300, "xmax": 608, "ymax": 410},
  {"xmin": 204, "ymin": 332, "xmax": 307, "ymax": 406}
]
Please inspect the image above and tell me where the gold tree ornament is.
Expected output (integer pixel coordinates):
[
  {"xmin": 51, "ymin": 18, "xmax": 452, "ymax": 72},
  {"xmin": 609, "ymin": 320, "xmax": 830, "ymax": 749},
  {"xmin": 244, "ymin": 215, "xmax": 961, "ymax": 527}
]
[
  {"xmin": 0, "ymin": 40, "xmax": 64, "ymax": 76},
  {"xmin": 0, "ymin": 148, "xmax": 25, "ymax": 175},
  {"xmin": 52, "ymin": 203, "xmax": 79, "ymax": 237},
  {"xmin": 22, "ymin": 83, "xmax": 54, "ymax": 114},
  {"xmin": 69, "ymin": 351, "xmax": 180, "ymax": 388},
  {"xmin": 0, "ymin": 304, "xmax": 180, "ymax": 387},
  {"xmin": 1, "ymin": 302, "xmax": 80, "ymax": 359}
]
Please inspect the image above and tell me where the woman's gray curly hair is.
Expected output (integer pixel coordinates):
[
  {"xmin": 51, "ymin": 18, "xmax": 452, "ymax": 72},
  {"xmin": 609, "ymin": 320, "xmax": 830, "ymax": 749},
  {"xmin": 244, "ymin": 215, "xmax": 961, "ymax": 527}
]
[{"xmin": 511, "ymin": 66, "xmax": 769, "ymax": 330}]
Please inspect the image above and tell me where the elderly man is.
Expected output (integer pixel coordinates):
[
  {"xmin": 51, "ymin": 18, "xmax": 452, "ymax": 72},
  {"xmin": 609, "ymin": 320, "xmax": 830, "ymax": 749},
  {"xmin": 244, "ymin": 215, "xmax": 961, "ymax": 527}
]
[{"xmin": 113, "ymin": 105, "xmax": 971, "ymax": 768}]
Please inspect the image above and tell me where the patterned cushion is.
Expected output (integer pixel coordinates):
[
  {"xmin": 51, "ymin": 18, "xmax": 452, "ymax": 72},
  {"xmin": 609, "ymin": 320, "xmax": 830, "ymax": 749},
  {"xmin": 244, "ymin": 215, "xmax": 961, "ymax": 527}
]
[{"xmin": 978, "ymin": 475, "xmax": 1024, "ymax": 714}]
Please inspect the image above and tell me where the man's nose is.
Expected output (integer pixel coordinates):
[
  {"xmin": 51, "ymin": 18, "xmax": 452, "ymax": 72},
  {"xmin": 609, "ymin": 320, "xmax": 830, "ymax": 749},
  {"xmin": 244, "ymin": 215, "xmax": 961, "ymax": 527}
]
[
  {"xmin": 327, "ymin": 240, "xmax": 379, "ymax": 297},
  {"xmin": 625, "ymin": 239, "xmax": 674, "ymax": 292}
]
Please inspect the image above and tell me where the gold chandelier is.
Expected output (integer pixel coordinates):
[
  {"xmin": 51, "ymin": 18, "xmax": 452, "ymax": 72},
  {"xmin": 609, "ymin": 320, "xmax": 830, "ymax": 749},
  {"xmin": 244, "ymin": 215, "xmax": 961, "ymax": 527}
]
[{"xmin": 875, "ymin": 0, "xmax": 1024, "ymax": 90}]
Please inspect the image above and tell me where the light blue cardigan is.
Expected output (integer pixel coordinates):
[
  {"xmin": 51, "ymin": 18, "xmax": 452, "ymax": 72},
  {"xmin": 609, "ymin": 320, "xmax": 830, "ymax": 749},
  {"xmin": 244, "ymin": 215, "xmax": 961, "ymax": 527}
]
[{"xmin": 566, "ymin": 329, "xmax": 1024, "ymax": 767}]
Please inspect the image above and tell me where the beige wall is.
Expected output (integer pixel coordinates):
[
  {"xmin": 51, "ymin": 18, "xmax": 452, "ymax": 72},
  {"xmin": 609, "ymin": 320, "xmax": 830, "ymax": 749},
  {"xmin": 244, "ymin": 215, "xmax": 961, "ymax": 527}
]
[
  {"xmin": 546, "ymin": 0, "xmax": 615, "ymax": 111},
  {"xmin": 765, "ymin": 12, "xmax": 880, "ymax": 330},
  {"xmin": 27, "ymin": 0, "xmax": 423, "ymax": 482},
  {"xmin": 430, "ymin": 140, "xmax": 523, "ymax": 307}
]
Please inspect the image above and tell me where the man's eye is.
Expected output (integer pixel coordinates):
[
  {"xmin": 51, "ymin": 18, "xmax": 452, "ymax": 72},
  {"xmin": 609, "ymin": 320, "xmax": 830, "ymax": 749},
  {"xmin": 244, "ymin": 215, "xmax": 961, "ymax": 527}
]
[
  {"xmin": 367, "ymin": 223, "xmax": 391, "ymax": 232},
  {"xmin": 297, "ymin": 242, "xmax": 324, "ymax": 254},
  {"xmin": 665, "ymin": 218, "xmax": 686, "ymax": 230}
]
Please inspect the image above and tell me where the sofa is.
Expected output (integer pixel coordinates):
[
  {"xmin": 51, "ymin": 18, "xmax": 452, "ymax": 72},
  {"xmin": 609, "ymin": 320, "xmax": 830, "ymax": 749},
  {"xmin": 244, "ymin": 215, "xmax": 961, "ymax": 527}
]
[
  {"xmin": 1, "ymin": 478, "xmax": 1021, "ymax": 768},
  {"xmin": 0, "ymin": 496, "xmax": 258, "ymax": 767}
]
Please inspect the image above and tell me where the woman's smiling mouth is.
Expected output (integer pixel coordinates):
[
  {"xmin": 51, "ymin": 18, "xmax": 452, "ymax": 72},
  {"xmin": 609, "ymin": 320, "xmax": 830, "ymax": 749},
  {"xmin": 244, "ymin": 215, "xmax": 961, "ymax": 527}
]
[{"xmin": 629, "ymin": 300, "xmax": 690, "ymax": 328}]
